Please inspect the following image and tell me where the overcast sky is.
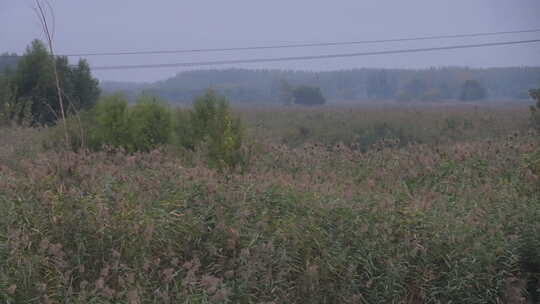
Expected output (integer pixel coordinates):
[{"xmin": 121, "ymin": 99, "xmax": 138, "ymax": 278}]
[{"xmin": 1, "ymin": 0, "xmax": 539, "ymax": 82}]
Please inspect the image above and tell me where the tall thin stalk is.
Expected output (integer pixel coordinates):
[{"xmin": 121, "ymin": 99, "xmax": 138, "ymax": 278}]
[{"xmin": 34, "ymin": 0, "xmax": 69, "ymax": 146}]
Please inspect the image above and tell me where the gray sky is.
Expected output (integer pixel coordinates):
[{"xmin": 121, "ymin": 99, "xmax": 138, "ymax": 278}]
[{"xmin": 1, "ymin": 0, "xmax": 539, "ymax": 82}]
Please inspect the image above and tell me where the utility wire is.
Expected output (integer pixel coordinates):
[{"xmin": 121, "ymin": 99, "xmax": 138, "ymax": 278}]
[
  {"xmin": 90, "ymin": 39, "xmax": 540, "ymax": 71},
  {"xmin": 2, "ymin": 28, "xmax": 540, "ymax": 58}
]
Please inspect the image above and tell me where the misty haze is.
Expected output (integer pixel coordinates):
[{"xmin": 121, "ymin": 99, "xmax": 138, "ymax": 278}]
[{"xmin": 1, "ymin": 1, "xmax": 540, "ymax": 303}]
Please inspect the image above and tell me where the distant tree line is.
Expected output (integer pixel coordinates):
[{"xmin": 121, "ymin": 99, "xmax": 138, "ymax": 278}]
[
  {"xmin": 0, "ymin": 40, "xmax": 100, "ymax": 125},
  {"xmin": 102, "ymin": 67, "xmax": 540, "ymax": 104}
]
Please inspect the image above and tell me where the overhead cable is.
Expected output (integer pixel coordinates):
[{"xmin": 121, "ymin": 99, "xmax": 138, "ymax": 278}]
[{"xmin": 90, "ymin": 39, "xmax": 540, "ymax": 70}]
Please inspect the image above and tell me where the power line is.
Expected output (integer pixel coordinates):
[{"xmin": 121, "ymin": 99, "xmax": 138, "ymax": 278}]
[
  {"xmin": 90, "ymin": 39, "xmax": 540, "ymax": 71},
  {"xmin": 2, "ymin": 28, "xmax": 540, "ymax": 58}
]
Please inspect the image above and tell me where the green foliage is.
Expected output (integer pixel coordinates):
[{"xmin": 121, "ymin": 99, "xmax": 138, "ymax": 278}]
[
  {"xmin": 291, "ymin": 85, "xmax": 326, "ymax": 106},
  {"xmin": 171, "ymin": 108, "xmax": 196, "ymax": 150},
  {"xmin": 46, "ymin": 90, "xmax": 243, "ymax": 168},
  {"xmin": 529, "ymin": 86, "xmax": 540, "ymax": 130},
  {"xmin": 9, "ymin": 40, "xmax": 100, "ymax": 125},
  {"xmin": 89, "ymin": 94, "xmax": 173, "ymax": 152},
  {"xmin": 0, "ymin": 74, "xmax": 14, "ymax": 125},
  {"xmin": 0, "ymin": 73, "xmax": 33, "ymax": 127},
  {"xmin": 460, "ymin": 79, "xmax": 487, "ymax": 101},
  {"xmin": 190, "ymin": 90, "xmax": 243, "ymax": 168},
  {"xmin": 71, "ymin": 59, "xmax": 101, "ymax": 111},
  {"xmin": 126, "ymin": 95, "xmax": 172, "ymax": 152},
  {"xmin": 90, "ymin": 94, "xmax": 130, "ymax": 150}
]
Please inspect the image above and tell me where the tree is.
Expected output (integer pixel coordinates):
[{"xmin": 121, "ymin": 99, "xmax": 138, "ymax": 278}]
[
  {"xmin": 189, "ymin": 90, "xmax": 243, "ymax": 168},
  {"xmin": 91, "ymin": 94, "xmax": 130, "ymax": 150},
  {"xmin": 71, "ymin": 59, "xmax": 101, "ymax": 111},
  {"xmin": 291, "ymin": 85, "xmax": 326, "ymax": 106},
  {"xmin": 11, "ymin": 40, "xmax": 100, "ymax": 125},
  {"xmin": 127, "ymin": 95, "xmax": 172, "ymax": 152},
  {"xmin": 460, "ymin": 80, "xmax": 486, "ymax": 101}
]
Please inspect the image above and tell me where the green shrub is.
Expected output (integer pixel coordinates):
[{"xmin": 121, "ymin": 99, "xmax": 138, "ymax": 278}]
[
  {"xmin": 126, "ymin": 95, "xmax": 172, "ymax": 152},
  {"xmin": 84, "ymin": 94, "xmax": 172, "ymax": 152},
  {"xmin": 189, "ymin": 90, "xmax": 243, "ymax": 169},
  {"xmin": 171, "ymin": 108, "xmax": 196, "ymax": 150},
  {"xmin": 44, "ymin": 91, "xmax": 242, "ymax": 165},
  {"xmin": 90, "ymin": 94, "xmax": 130, "ymax": 150}
]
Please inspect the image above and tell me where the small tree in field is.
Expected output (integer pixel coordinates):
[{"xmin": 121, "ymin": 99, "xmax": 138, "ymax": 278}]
[
  {"xmin": 292, "ymin": 85, "xmax": 326, "ymax": 106},
  {"xmin": 91, "ymin": 94, "xmax": 130, "ymax": 150},
  {"xmin": 127, "ymin": 96, "xmax": 172, "ymax": 152},
  {"xmin": 189, "ymin": 90, "xmax": 243, "ymax": 169}
]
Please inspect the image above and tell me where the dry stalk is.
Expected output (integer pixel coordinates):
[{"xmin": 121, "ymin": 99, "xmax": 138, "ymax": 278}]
[{"xmin": 33, "ymin": 0, "xmax": 69, "ymax": 147}]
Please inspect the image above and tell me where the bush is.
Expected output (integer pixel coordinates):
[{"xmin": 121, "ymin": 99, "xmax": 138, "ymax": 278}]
[
  {"xmin": 44, "ymin": 91, "xmax": 244, "ymax": 168},
  {"xmin": 85, "ymin": 94, "xmax": 172, "ymax": 152},
  {"xmin": 171, "ymin": 108, "xmax": 195, "ymax": 150},
  {"xmin": 126, "ymin": 95, "xmax": 172, "ymax": 152},
  {"xmin": 90, "ymin": 94, "xmax": 131, "ymax": 150},
  {"xmin": 189, "ymin": 90, "xmax": 243, "ymax": 169}
]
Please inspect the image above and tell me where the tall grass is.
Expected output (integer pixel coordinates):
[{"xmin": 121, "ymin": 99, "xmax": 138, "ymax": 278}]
[{"xmin": 0, "ymin": 105, "xmax": 539, "ymax": 303}]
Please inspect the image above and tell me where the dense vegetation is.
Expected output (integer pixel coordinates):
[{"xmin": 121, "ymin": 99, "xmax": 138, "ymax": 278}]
[
  {"xmin": 45, "ymin": 90, "xmax": 244, "ymax": 170},
  {"xmin": 1, "ymin": 103, "xmax": 540, "ymax": 303},
  {"xmin": 0, "ymin": 40, "xmax": 100, "ymax": 125},
  {"xmin": 101, "ymin": 67, "xmax": 540, "ymax": 103}
]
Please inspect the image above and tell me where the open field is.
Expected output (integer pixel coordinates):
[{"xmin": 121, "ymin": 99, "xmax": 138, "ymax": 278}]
[
  {"xmin": 239, "ymin": 103, "xmax": 532, "ymax": 149},
  {"xmin": 1, "ymin": 105, "xmax": 539, "ymax": 303}
]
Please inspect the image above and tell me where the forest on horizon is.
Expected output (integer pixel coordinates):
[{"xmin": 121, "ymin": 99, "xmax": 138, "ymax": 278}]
[{"xmin": 99, "ymin": 67, "xmax": 540, "ymax": 104}]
